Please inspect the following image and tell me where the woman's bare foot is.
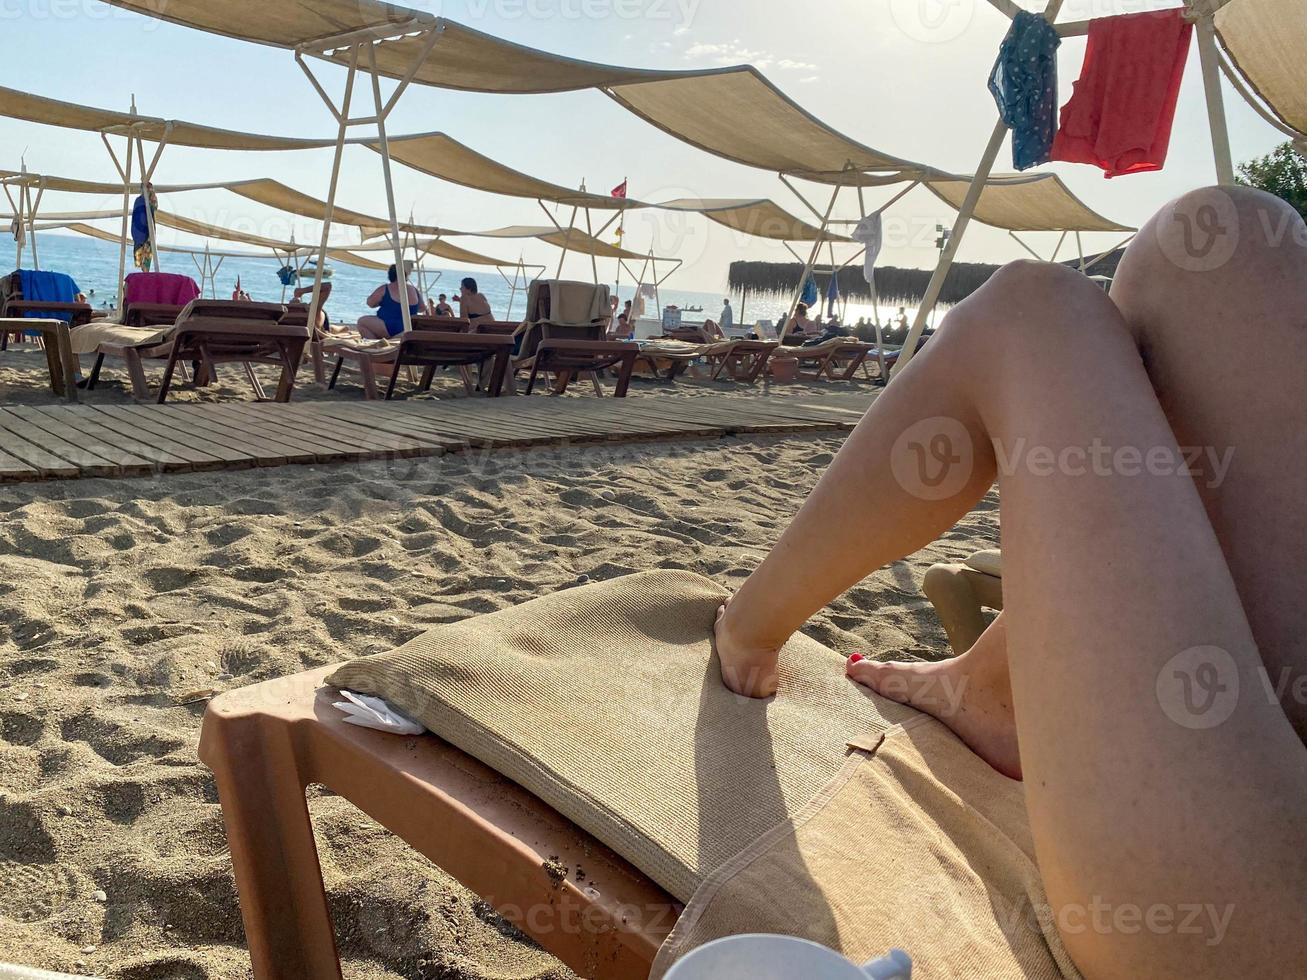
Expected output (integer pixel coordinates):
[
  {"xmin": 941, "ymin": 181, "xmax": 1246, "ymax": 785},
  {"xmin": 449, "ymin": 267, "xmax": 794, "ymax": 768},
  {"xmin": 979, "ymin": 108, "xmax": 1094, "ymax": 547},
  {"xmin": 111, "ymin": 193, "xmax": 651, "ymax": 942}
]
[
  {"xmin": 714, "ymin": 603, "xmax": 782, "ymax": 698},
  {"xmin": 847, "ymin": 618, "xmax": 1023, "ymax": 779}
]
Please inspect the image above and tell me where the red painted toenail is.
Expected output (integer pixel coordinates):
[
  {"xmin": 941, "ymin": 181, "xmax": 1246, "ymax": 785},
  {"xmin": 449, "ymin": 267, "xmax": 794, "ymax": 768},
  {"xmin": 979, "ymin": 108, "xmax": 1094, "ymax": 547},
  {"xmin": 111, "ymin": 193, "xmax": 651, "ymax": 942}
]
[{"xmin": 848, "ymin": 654, "xmax": 865, "ymax": 665}]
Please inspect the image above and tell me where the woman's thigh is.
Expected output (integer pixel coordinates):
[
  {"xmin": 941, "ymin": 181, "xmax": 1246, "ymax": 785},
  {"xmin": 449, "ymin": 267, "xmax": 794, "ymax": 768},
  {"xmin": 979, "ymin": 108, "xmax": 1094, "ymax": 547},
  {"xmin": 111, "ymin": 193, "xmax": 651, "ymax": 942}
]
[{"xmin": 1111, "ymin": 185, "xmax": 1307, "ymax": 739}]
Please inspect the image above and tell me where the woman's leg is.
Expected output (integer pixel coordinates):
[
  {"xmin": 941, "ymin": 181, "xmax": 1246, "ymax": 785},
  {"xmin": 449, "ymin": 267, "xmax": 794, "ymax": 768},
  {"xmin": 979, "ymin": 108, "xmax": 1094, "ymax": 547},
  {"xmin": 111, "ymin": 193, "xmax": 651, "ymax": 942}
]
[
  {"xmin": 717, "ymin": 190, "xmax": 1307, "ymax": 976},
  {"xmin": 357, "ymin": 315, "xmax": 388, "ymax": 340}
]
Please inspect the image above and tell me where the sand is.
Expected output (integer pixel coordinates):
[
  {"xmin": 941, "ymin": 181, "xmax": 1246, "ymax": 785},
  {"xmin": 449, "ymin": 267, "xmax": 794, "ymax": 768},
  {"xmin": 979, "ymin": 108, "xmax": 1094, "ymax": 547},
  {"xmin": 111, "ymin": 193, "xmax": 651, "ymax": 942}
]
[{"xmin": 0, "ymin": 348, "xmax": 999, "ymax": 979}]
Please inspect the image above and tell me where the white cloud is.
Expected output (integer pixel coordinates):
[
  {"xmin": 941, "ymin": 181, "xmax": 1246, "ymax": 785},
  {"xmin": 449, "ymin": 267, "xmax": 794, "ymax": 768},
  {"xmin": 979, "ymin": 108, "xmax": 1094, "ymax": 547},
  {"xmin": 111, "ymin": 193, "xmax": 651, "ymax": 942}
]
[{"xmin": 683, "ymin": 41, "xmax": 814, "ymax": 74}]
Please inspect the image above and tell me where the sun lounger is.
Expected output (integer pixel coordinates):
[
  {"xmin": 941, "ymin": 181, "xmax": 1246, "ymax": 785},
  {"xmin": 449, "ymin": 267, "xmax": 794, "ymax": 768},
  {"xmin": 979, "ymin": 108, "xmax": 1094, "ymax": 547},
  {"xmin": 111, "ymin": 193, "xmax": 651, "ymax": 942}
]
[
  {"xmin": 82, "ymin": 300, "xmax": 308, "ymax": 403},
  {"xmin": 0, "ymin": 271, "xmax": 95, "ymax": 349},
  {"xmin": 199, "ymin": 664, "xmax": 677, "ymax": 980},
  {"xmin": 634, "ymin": 340, "xmax": 778, "ymax": 384},
  {"xmin": 924, "ymin": 549, "xmax": 1004, "ymax": 654},
  {"xmin": 514, "ymin": 281, "xmax": 638, "ymax": 397},
  {"xmin": 703, "ymin": 340, "xmax": 778, "ymax": 382},
  {"xmin": 325, "ymin": 329, "xmax": 514, "ymax": 400},
  {"xmin": 203, "ymin": 570, "xmax": 1066, "ymax": 980},
  {"xmin": 775, "ymin": 338, "xmax": 876, "ymax": 381},
  {"xmin": 0, "ymin": 317, "xmax": 78, "ymax": 402}
]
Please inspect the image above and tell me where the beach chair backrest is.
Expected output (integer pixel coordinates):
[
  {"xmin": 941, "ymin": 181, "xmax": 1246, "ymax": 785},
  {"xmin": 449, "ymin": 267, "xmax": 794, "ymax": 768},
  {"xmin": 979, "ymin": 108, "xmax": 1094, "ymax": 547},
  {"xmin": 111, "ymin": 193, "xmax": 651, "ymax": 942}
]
[
  {"xmin": 533, "ymin": 280, "xmax": 611, "ymax": 327},
  {"xmin": 124, "ymin": 271, "xmax": 201, "ymax": 308},
  {"xmin": 182, "ymin": 300, "xmax": 287, "ymax": 323}
]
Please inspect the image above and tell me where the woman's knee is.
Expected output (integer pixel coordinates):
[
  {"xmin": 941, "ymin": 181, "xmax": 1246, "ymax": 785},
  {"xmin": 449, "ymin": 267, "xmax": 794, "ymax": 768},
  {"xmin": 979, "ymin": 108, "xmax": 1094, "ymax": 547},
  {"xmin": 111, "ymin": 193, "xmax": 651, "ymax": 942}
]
[
  {"xmin": 939, "ymin": 260, "xmax": 1132, "ymax": 362},
  {"xmin": 1118, "ymin": 185, "xmax": 1306, "ymax": 294}
]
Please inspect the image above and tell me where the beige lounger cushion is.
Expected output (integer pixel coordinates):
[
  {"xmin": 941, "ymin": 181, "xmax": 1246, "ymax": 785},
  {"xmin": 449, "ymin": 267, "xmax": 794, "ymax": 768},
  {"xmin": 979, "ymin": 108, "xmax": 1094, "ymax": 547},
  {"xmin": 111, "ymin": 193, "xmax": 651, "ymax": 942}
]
[
  {"xmin": 69, "ymin": 321, "xmax": 170, "ymax": 355},
  {"xmin": 652, "ymin": 715, "xmax": 1080, "ymax": 980},
  {"xmin": 330, "ymin": 570, "xmax": 1077, "ymax": 978},
  {"xmin": 966, "ymin": 549, "xmax": 1004, "ymax": 577},
  {"xmin": 328, "ymin": 569, "xmax": 915, "ymax": 902}
]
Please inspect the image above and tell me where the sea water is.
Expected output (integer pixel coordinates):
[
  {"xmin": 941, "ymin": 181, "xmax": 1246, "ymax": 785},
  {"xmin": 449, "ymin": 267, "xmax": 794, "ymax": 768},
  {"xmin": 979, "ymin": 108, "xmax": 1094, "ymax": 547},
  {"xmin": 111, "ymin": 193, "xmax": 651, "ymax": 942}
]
[{"xmin": 18, "ymin": 231, "xmax": 825, "ymax": 327}]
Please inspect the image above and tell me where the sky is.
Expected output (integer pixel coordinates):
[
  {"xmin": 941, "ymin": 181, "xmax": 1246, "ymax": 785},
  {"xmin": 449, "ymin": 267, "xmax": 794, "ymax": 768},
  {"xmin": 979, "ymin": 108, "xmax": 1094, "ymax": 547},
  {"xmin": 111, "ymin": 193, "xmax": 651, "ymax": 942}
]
[{"xmin": 0, "ymin": 0, "xmax": 1287, "ymax": 293}]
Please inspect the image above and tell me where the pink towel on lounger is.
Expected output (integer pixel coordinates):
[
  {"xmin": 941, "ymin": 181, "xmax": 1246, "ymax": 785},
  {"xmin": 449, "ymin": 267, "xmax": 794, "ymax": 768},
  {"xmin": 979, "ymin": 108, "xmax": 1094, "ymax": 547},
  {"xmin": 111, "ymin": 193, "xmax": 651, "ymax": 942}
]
[{"xmin": 124, "ymin": 272, "xmax": 201, "ymax": 307}]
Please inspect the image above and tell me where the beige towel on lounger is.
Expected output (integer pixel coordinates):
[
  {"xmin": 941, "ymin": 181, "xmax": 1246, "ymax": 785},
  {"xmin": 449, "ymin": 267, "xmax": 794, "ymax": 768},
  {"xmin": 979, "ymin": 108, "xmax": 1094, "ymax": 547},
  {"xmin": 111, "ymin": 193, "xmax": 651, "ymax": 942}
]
[
  {"xmin": 69, "ymin": 321, "xmax": 171, "ymax": 355},
  {"xmin": 328, "ymin": 570, "xmax": 1077, "ymax": 978}
]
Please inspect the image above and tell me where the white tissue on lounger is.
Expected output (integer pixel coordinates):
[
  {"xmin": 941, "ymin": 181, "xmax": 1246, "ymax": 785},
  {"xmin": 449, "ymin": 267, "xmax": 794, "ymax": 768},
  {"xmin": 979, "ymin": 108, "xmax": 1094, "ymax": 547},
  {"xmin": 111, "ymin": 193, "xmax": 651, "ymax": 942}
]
[{"xmin": 333, "ymin": 690, "xmax": 426, "ymax": 736}]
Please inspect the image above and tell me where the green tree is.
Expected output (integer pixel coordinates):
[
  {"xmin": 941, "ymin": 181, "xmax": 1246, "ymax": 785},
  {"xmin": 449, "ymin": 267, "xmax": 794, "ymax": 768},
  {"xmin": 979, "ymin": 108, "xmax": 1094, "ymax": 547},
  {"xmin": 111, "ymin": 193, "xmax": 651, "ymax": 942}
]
[{"xmin": 1237, "ymin": 141, "xmax": 1307, "ymax": 222}]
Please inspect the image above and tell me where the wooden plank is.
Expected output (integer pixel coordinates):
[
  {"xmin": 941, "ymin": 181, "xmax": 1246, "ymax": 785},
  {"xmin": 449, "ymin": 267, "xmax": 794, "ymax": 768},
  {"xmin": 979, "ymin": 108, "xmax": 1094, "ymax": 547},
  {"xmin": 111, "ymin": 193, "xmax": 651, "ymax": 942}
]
[
  {"xmin": 0, "ymin": 409, "xmax": 120, "ymax": 478},
  {"xmin": 88, "ymin": 407, "xmax": 229, "ymax": 469},
  {"xmin": 102, "ymin": 406, "xmax": 257, "ymax": 468},
  {"xmin": 202, "ymin": 405, "xmax": 370, "ymax": 463},
  {"xmin": 252, "ymin": 404, "xmax": 433, "ymax": 459},
  {"xmin": 6, "ymin": 407, "xmax": 154, "ymax": 476},
  {"xmin": 0, "ymin": 445, "xmax": 40, "ymax": 481},
  {"xmin": 281, "ymin": 405, "xmax": 448, "ymax": 456},
  {"xmin": 34, "ymin": 406, "xmax": 191, "ymax": 472},
  {"xmin": 0, "ymin": 413, "xmax": 81, "ymax": 477},
  {"xmin": 311, "ymin": 406, "xmax": 478, "ymax": 451},
  {"xmin": 168, "ymin": 405, "xmax": 324, "ymax": 466}
]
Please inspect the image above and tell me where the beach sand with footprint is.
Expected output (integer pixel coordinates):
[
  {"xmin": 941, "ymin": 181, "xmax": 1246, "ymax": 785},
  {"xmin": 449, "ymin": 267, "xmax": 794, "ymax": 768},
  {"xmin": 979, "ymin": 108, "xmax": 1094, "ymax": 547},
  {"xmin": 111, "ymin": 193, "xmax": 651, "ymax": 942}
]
[{"xmin": 0, "ymin": 430, "xmax": 997, "ymax": 978}]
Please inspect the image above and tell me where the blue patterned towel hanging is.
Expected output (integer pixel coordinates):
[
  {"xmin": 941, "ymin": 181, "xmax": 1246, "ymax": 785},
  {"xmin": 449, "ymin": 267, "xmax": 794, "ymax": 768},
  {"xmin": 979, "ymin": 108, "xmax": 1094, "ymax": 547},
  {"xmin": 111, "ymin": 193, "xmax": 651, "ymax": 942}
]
[{"xmin": 988, "ymin": 10, "xmax": 1061, "ymax": 171}]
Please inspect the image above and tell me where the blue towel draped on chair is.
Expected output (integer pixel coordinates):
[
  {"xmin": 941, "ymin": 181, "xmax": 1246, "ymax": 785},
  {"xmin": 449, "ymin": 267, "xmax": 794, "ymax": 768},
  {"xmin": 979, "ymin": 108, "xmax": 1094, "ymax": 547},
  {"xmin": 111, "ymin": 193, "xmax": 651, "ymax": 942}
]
[{"xmin": 17, "ymin": 269, "xmax": 81, "ymax": 321}]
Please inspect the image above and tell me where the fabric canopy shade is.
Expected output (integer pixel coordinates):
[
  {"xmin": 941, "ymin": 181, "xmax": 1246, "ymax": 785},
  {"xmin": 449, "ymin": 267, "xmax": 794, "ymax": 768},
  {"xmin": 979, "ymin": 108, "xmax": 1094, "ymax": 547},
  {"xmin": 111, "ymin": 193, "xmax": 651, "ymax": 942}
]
[
  {"xmin": 378, "ymin": 133, "xmax": 634, "ymax": 208},
  {"xmin": 1216, "ymin": 0, "xmax": 1307, "ymax": 136},
  {"xmin": 606, "ymin": 69, "xmax": 914, "ymax": 183},
  {"xmin": 924, "ymin": 174, "xmax": 1134, "ymax": 233},
  {"xmin": 656, "ymin": 198, "xmax": 852, "ymax": 242},
  {"xmin": 0, "ymin": 84, "xmax": 338, "ymax": 151},
  {"xmin": 41, "ymin": 220, "xmax": 393, "ymax": 271},
  {"xmin": 100, "ymin": 0, "xmax": 918, "ymax": 182}
]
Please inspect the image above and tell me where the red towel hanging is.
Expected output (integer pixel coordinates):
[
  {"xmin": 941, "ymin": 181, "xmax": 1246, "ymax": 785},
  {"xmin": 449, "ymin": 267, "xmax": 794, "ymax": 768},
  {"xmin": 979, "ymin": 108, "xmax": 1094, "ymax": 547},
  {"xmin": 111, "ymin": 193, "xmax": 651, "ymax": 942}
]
[{"xmin": 1051, "ymin": 9, "xmax": 1194, "ymax": 178}]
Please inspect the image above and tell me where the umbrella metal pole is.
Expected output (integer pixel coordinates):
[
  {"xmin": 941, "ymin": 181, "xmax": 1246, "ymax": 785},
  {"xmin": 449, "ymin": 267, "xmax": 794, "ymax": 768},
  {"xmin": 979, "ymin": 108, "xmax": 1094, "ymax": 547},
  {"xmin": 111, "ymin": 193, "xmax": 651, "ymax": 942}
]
[
  {"xmin": 368, "ymin": 44, "xmax": 414, "ymax": 336},
  {"xmin": 1194, "ymin": 0, "xmax": 1235, "ymax": 184},
  {"xmin": 895, "ymin": 0, "xmax": 1064, "ymax": 377},
  {"xmin": 300, "ymin": 44, "xmax": 359, "ymax": 381}
]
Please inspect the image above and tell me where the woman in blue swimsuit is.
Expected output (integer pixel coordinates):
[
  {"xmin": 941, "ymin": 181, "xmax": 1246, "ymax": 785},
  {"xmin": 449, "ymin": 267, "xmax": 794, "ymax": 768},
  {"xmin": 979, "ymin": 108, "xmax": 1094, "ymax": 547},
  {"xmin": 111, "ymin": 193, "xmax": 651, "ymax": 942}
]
[{"xmin": 358, "ymin": 264, "xmax": 422, "ymax": 340}]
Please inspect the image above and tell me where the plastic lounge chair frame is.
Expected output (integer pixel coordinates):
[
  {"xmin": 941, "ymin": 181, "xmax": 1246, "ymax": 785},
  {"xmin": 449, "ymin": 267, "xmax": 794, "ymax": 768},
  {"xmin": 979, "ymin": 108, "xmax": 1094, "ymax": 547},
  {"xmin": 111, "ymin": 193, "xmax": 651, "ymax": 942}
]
[
  {"xmin": 88, "ymin": 301, "xmax": 307, "ymax": 403},
  {"xmin": 0, "ymin": 317, "xmax": 78, "ymax": 401},
  {"xmin": 328, "ymin": 330, "xmax": 515, "ymax": 400},
  {"xmin": 200, "ymin": 666, "xmax": 678, "ymax": 980}
]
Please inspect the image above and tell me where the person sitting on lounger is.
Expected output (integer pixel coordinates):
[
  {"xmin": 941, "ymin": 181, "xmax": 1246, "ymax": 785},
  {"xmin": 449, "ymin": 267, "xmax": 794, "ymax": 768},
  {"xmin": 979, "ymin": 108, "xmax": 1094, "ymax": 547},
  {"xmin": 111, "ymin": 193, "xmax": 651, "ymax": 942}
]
[
  {"xmin": 430, "ymin": 294, "xmax": 455, "ymax": 317},
  {"xmin": 610, "ymin": 300, "xmax": 635, "ymax": 340},
  {"xmin": 782, "ymin": 303, "xmax": 818, "ymax": 345},
  {"xmin": 358, "ymin": 264, "xmax": 421, "ymax": 340},
  {"xmin": 290, "ymin": 282, "xmax": 333, "ymax": 331},
  {"xmin": 456, "ymin": 277, "xmax": 493, "ymax": 324},
  {"xmin": 712, "ymin": 186, "xmax": 1307, "ymax": 977}
]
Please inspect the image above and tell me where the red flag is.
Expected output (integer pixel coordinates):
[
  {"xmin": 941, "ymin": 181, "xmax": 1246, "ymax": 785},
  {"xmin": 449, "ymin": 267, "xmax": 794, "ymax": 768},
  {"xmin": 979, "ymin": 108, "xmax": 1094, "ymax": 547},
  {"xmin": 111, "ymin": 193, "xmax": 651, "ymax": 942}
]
[{"xmin": 611, "ymin": 180, "xmax": 628, "ymax": 199}]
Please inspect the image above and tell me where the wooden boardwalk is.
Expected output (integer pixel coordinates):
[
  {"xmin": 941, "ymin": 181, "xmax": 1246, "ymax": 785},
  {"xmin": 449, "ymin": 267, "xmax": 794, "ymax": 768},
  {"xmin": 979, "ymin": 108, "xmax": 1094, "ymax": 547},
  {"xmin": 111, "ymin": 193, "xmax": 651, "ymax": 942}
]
[{"xmin": 0, "ymin": 393, "xmax": 876, "ymax": 484}]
